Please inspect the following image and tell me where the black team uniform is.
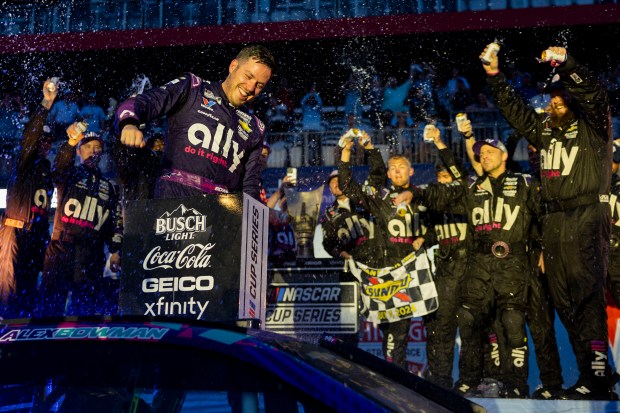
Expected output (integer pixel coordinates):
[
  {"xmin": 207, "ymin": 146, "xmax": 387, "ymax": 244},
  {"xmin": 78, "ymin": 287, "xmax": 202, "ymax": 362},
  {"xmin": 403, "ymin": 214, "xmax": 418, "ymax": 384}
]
[
  {"xmin": 421, "ymin": 147, "xmax": 470, "ymax": 390},
  {"xmin": 505, "ymin": 136, "xmax": 564, "ymax": 399},
  {"xmin": 609, "ymin": 171, "xmax": 620, "ymax": 305},
  {"xmin": 339, "ymin": 150, "xmax": 428, "ymax": 369},
  {"xmin": 488, "ymin": 54, "xmax": 616, "ymax": 399},
  {"xmin": 0, "ymin": 105, "xmax": 54, "ymax": 318},
  {"xmin": 411, "ymin": 168, "xmax": 540, "ymax": 398},
  {"xmin": 38, "ymin": 134, "xmax": 123, "ymax": 316},
  {"xmin": 321, "ymin": 197, "xmax": 378, "ymax": 266}
]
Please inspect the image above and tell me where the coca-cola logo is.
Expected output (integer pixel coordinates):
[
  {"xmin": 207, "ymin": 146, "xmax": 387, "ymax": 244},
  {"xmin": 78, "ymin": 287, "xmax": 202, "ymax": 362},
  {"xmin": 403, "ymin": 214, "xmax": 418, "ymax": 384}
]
[{"xmin": 143, "ymin": 243, "xmax": 215, "ymax": 271}]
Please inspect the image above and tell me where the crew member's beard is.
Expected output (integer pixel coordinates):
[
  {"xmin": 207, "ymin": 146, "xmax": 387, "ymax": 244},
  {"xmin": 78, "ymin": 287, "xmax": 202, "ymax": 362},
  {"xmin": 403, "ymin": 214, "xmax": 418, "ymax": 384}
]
[{"xmin": 549, "ymin": 108, "xmax": 573, "ymax": 128}]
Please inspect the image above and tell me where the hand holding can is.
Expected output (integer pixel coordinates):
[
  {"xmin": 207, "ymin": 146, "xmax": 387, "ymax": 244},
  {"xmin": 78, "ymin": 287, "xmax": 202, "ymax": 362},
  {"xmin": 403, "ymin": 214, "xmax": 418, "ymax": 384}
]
[
  {"xmin": 423, "ymin": 124, "xmax": 438, "ymax": 142},
  {"xmin": 47, "ymin": 77, "xmax": 60, "ymax": 93},
  {"xmin": 66, "ymin": 121, "xmax": 88, "ymax": 146},
  {"xmin": 540, "ymin": 47, "xmax": 567, "ymax": 67},
  {"xmin": 480, "ymin": 42, "xmax": 500, "ymax": 65},
  {"xmin": 338, "ymin": 128, "xmax": 361, "ymax": 148},
  {"xmin": 455, "ymin": 113, "xmax": 473, "ymax": 138}
]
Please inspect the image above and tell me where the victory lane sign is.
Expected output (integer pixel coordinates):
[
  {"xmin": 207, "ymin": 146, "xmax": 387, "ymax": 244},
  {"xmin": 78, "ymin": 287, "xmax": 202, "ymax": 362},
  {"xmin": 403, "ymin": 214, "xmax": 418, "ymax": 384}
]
[{"xmin": 119, "ymin": 194, "xmax": 268, "ymax": 325}]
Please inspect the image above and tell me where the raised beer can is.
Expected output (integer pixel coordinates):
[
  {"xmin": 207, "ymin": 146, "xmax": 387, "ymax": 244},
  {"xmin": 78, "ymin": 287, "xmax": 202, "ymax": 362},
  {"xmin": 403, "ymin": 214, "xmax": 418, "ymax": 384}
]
[
  {"xmin": 423, "ymin": 124, "xmax": 435, "ymax": 142},
  {"xmin": 481, "ymin": 42, "xmax": 500, "ymax": 65},
  {"xmin": 541, "ymin": 49, "xmax": 567, "ymax": 64},
  {"xmin": 455, "ymin": 113, "xmax": 468, "ymax": 130}
]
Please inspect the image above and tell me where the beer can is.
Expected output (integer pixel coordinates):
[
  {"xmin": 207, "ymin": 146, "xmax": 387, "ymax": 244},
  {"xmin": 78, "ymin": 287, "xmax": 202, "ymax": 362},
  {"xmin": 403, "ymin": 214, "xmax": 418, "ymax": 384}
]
[
  {"xmin": 541, "ymin": 49, "xmax": 566, "ymax": 64},
  {"xmin": 47, "ymin": 77, "xmax": 59, "ymax": 93},
  {"xmin": 396, "ymin": 202, "xmax": 407, "ymax": 217},
  {"xmin": 455, "ymin": 113, "xmax": 468, "ymax": 130},
  {"xmin": 481, "ymin": 42, "xmax": 500, "ymax": 65},
  {"xmin": 423, "ymin": 124, "xmax": 435, "ymax": 142}
]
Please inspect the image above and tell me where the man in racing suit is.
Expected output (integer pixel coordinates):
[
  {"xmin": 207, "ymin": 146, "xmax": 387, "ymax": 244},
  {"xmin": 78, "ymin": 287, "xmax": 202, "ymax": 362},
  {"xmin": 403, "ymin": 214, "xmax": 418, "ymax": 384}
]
[
  {"xmin": 397, "ymin": 137, "xmax": 539, "ymax": 397},
  {"xmin": 482, "ymin": 45, "xmax": 616, "ymax": 399},
  {"xmin": 339, "ymin": 133, "xmax": 428, "ymax": 370},
  {"xmin": 115, "ymin": 45, "xmax": 276, "ymax": 200},
  {"xmin": 38, "ymin": 131, "xmax": 123, "ymax": 316},
  {"xmin": 0, "ymin": 79, "xmax": 56, "ymax": 318}
]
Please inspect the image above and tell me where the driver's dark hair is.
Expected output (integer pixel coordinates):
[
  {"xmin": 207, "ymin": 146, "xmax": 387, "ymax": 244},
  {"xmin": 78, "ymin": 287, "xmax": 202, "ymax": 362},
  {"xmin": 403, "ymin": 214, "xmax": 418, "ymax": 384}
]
[{"xmin": 236, "ymin": 45, "xmax": 277, "ymax": 73}]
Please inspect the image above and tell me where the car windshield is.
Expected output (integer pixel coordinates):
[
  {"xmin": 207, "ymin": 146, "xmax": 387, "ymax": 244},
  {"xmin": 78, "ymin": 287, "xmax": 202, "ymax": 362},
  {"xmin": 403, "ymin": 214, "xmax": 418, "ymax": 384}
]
[{"xmin": 0, "ymin": 318, "xmax": 473, "ymax": 413}]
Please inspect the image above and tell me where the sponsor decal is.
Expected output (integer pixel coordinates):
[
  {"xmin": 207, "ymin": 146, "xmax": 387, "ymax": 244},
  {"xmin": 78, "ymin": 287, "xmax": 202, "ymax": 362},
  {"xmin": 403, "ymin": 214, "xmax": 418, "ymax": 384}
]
[
  {"xmin": 144, "ymin": 296, "xmax": 209, "ymax": 318},
  {"xmin": 0, "ymin": 326, "xmax": 169, "ymax": 342},
  {"xmin": 186, "ymin": 122, "xmax": 246, "ymax": 172},
  {"xmin": 201, "ymin": 97, "xmax": 216, "ymax": 110},
  {"xmin": 265, "ymin": 282, "xmax": 358, "ymax": 334},
  {"xmin": 62, "ymin": 196, "xmax": 110, "ymax": 231},
  {"xmin": 190, "ymin": 73, "xmax": 202, "ymax": 88},
  {"xmin": 235, "ymin": 110, "xmax": 252, "ymax": 124},
  {"xmin": 256, "ymin": 117, "xmax": 265, "ymax": 134},
  {"xmin": 119, "ymin": 109, "xmax": 135, "ymax": 119},
  {"xmin": 472, "ymin": 198, "xmax": 520, "ymax": 231},
  {"xmin": 239, "ymin": 120, "xmax": 252, "ymax": 133},
  {"xmin": 540, "ymin": 139, "xmax": 578, "ymax": 178},
  {"xmin": 197, "ymin": 110, "xmax": 219, "ymax": 121},
  {"xmin": 365, "ymin": 276, "xmax": 411, "ymax": 302},
  {"xmin": 570, "ymin": 73, "xmax": 583, "ymax": 84},
  {"xmin": 154, "ymin": 204, "xmax": 209, "ymax": 240}
]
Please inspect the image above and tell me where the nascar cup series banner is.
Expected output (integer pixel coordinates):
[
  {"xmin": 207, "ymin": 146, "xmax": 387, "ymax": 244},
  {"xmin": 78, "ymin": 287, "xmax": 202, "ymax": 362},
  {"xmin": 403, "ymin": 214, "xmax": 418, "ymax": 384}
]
[{"xmin": 119, "ymin": 194, "xmax": 268, "ymax": 325}]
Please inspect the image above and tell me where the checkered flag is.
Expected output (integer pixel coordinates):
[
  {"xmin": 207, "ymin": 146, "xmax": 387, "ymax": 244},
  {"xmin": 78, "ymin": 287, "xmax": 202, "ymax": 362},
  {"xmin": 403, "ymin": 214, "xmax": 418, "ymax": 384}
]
[{"xmin": 349, "ymin": 249, "xmax": 438, "ymax": 324}]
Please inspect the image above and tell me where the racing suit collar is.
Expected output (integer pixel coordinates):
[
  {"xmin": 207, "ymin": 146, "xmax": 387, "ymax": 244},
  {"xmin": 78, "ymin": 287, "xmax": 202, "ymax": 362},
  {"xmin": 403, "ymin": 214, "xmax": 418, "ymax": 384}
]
[
  {"xmin": 336, "ymin": 198, "xmax": 351, "ymax": 211},
  {"xmin": 213, "ymin": 81, "xmax": 238, "ymax": 109},
  {"xmin": 390, "ymin": 184, "xmax": 411, "ymax": 193}
]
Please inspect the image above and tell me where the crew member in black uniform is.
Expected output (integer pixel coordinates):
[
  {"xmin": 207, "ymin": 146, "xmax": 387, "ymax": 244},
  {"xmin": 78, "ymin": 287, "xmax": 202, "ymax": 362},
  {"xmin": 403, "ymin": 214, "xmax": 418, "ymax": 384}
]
[
  {"xmin": 463, "ymin": 120, "xmax": 564, "ymax": 398},
  {"xmin": 38, "ymin": 130, "xmax": 123, "ymax": 316},
  {"xmin": 0, "ymin": 79, "xmax": 56, "ymax": 318},
  {"xmin": 421, "ymin": 124, "xmax": 470, "ymax": 390},
  {"xmin": 482, "ymin": 44, "xmax": 616, "ymax": 399},
  {"xmin": 320, "ymin": 129, "xmax": 387, "ymax": 264},
  {"xmin": 396, "ymin": 137, "xmax": 540, "ymax": 398},
  {"xmin": 609, "ymin": 145, "xmax": 620, "ymax": 306},
  {"xmin": 339, "ymin": 132, "xmax": 428, "ymax": 370}
]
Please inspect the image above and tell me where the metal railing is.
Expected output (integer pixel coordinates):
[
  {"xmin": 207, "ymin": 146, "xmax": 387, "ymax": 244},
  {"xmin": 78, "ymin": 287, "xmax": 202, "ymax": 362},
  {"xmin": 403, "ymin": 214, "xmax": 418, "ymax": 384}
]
[{"xmin": 264, "ymin": 121, "xmax": 518, "ymax": 168}]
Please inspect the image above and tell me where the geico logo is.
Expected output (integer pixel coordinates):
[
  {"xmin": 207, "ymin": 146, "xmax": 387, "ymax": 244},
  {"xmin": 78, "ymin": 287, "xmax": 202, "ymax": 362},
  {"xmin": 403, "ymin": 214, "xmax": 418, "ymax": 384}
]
[
  {"xmin": 155, "ymin": 215, "xmax": 208, "ymax": 234},
  {"xmin": 142, "ymin": 276, "xmax": 214, "ymax": 293},
  {"xmin": 34, "ymin": 188, "xmax": 49, "ymax": 209},
  {"xmin": 187, "ymin": 122, "xmax": 245, "ymax": 173},
  {"xmin": 64, "ymin": 196, "xmax": 109, "ymax": 230}
]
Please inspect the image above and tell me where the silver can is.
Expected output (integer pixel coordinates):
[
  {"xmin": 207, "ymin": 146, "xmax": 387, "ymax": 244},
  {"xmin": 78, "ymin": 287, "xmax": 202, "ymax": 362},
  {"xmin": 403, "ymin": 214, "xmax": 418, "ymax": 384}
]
[
  {"xmin": 481, "ymin": 42, "xmax": 500, "ymax": 65},
  {"xmin": 455, "ymin": 113, "xmax": 468, "ymax": 129},
  {"xmin": 541, "ymin": 49, "xmax": 567, "ymax": 64},
  {"xmin": 423, "ymin": 124, "xmax": 436, "ymax": 142}
]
